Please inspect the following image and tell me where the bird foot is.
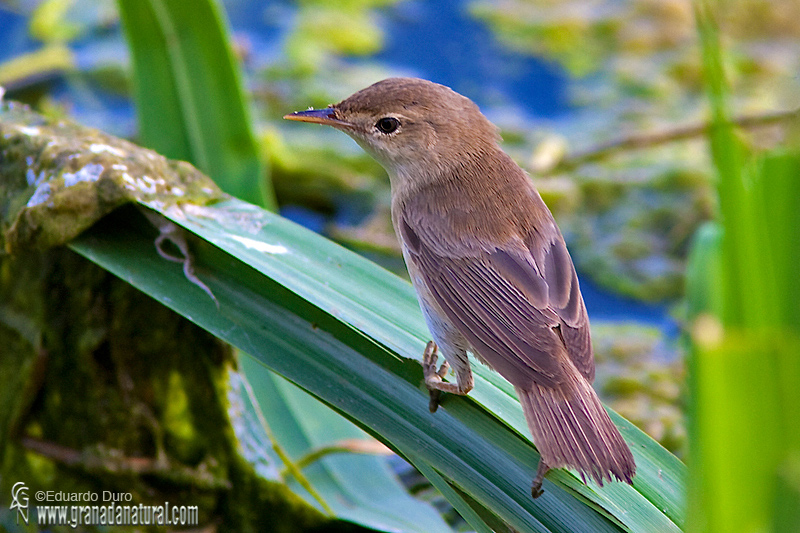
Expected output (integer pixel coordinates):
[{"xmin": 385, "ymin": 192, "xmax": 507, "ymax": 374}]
[
  {"xmin": 531, "ymin": 460, "xmax": 550, "ymax": 499},
  {"xmin": 422, "ymin": 341, "xmax": 449, "ymax": 412}
]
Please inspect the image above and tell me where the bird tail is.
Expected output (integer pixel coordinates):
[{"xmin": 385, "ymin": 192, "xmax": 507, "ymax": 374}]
[{"xmin": 516, "ymin": 374, "xmax": 636, "ymax": 487}]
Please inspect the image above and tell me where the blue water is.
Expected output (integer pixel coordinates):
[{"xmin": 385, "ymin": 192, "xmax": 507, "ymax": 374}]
[
  {"xmin": 0, "ymin": 0, "xmax": 677, "ymax": 333},
  {"xmin": 371, "ymin": 0, "xmax": 570, "ymax": 119},
  {"xmin": 0, "ymin": 9, "xmax": 34, "ymax": 63},
  {"xmin": 579, "ymin": 276, "xmax": 678, "ymax": 336},
  {"xmin": 221, "ymin": 0, "xmax": 570, "ymax": 120}
]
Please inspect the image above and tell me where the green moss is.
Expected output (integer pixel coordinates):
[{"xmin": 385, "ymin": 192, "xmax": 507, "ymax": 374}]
[
  {"xmin": 162, "ymin": 371, "xmax": 202, "ymax": 463},
  {"xmin": 0, "ymin": 102, "xmax": 346, "ymax": 531},
  {"xmin": 0, "ymin": 100, "xmax": 225, "ymax": 253},
  {"xmin": 0, "ymin": 229, "xmax": 338, "ymax": 532}
]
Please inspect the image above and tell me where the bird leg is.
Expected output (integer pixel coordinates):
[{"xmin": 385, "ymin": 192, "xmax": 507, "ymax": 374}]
[
  {"xmin": 423, "ymin": 341, "xmax": 448, "ymax": 412},
  {"xmin": 531, "ymin": 459, "xmax": 550, "ymax": 499},
  {"xmin": 422, "ymin": 341, "xmax": 472, "ymax": 412}
]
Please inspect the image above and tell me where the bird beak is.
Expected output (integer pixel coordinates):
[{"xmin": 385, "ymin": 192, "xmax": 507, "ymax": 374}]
[{"xmin": 283, "ymin": 107, "xmax": 353, "ymax": 129}]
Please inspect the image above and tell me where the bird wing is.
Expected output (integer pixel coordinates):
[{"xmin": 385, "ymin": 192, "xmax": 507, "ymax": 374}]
[{"xmin": 399, "ymin": 202, "xmax": 593, "ymax": 390}]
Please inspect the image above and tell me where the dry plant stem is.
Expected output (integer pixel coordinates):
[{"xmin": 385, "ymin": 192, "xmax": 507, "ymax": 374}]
[
  {"xmin": 238, "ymin": 370, "xmax": 335, "ymax": 516},
  {"xmin": 19, "ymin": 436, "xmax": 230, "ymax": 489},
  {"xmin": 292, "ymin": 439, "xmax": 393, "ymax": 472},
  {"xmin": 544, "ymin": 108, "xmax": 799, "ymax": 175}
]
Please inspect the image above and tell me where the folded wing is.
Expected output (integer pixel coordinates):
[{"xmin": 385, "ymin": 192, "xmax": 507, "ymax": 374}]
[{"xmin": 399, "ymin": 209, "xmax": 593, "ymax": 389}]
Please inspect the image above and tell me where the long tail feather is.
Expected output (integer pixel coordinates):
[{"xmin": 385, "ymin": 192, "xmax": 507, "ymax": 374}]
[{"xmin": 516, "ymin": 373, "xmax": 635, "ymax": 486}]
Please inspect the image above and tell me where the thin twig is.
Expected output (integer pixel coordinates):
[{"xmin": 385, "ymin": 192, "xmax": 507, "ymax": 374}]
[
  {"xmin": 541, "ymin": 108, "xmax": 799, "ymax": 175},
  {"xmin": 291, "ymin": 439, "xmax": 393, "ymax": 472},
  {"xmin": 20, "ymin": 436, "xmax": 230, "ymax": 489},
  {"xmin": 238, "ymin": 371, "xmax": 335, "ymax": 516}
]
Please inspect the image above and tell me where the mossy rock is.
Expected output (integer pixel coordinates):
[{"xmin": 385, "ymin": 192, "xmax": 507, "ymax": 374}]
[{"xmin": 0, "ymin": 100, "xmax": 355, "ymax": 532}]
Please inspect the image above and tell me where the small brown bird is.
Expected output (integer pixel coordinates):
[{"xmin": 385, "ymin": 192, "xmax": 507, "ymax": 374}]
[{"xmin": 285, "ymin": 78, "xmax": 635, "ymax": 497}]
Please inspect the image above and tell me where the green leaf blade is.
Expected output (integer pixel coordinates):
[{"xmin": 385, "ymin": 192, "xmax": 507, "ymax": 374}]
[
  {"xmin": 71, "ymin": 199, "xmax": 684, "ymax": 532},
  {"xmin": 160, "ymin": 198, "xmax": 685, "ymax": 527},
  {"xmin": 238, "ymin": 357, "xmax": 453, "ymax": 532},
  {"xmin": 118, "ymin": 0, "xmax": 275, "ymax": 208}
]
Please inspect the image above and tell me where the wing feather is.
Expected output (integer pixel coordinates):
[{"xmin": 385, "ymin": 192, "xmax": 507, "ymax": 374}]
[
  {"xmin": 425, "ymin": 254, "xmax": 563, "ymax": 388},
  {"xmin": 401, "ymin": 207, "xmax": 594, "ymax": 387}
]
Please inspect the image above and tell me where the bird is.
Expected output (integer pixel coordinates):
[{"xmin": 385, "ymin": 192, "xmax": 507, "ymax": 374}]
[{"xmin": 284, "ymin": 77, "xmax": 636, "ymax": 498}]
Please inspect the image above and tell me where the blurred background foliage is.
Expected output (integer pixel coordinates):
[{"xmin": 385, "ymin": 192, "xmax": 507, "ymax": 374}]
[
  {"xmin": 6, "ymin": 0, "xmax": 797, "ymax": 304},
  {"xmin": 0, "ymin": 0, "xmax": 797, "ymax": 530},
  {"xmin": 685, "ymin": 3, "xmax": 800, "ymax": 530}
]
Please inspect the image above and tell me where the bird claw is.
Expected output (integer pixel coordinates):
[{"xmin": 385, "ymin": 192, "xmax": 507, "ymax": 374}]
[
  {"xmin": 428, "ymin": 389, "xmax": 442, "ymax": 413},
  {"xmin": 531, "ymin": 459, "xmax": 549, "ymax": 499},
  {"xmin": 422, "ymin": 341, "xmax": 449, "ymax": 412}
]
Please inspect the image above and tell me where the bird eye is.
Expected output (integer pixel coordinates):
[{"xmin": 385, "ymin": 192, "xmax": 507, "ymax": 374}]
[{"xmin": 375, "ymin": 117, "xmax": 400, "ymax": 134}]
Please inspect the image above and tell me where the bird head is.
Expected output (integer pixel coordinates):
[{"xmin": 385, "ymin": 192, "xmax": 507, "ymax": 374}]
[{"xmin": 284, "ymin": 77, "xmax": 500, "ymax": 186}]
